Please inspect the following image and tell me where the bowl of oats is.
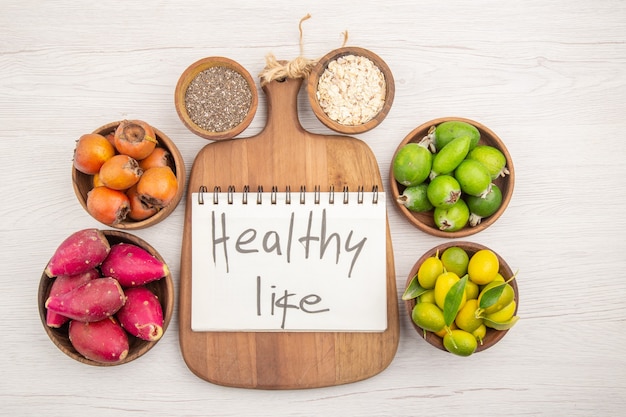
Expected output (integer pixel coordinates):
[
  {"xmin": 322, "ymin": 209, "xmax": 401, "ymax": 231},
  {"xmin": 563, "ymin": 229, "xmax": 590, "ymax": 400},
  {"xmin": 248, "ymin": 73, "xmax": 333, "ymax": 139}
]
[
  {"xmin": 307, "ymin": 47, "xmax": 395, "ymax": 135},
  {"xmin": 175, "ymin": 56, "xmax": 258, "ymax": 141}
]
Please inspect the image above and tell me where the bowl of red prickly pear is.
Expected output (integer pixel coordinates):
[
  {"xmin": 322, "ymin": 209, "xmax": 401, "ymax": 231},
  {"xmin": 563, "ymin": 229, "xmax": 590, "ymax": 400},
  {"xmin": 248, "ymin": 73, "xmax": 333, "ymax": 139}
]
[
  {"xmin": 72, "ymin": 119, "xmax": 186, "ymax": 230},
  {"xmin": 38, "ymin": 228, "xmax": 174, "ymax": 366},
  {"xmin": 390, "ymin": 117, "xmax": 514, "ymax": 238}
]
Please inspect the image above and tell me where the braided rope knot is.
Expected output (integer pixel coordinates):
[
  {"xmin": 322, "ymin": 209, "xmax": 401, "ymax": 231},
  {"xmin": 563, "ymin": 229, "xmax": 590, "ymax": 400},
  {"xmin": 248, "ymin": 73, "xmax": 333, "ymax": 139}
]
[
  {"xmin": 258, "ymin": 14, "xmax": 348, "ymax": 86},
  {"xmin": 259, "ymin": 54, "xmax": 318, "ymax": 86}
]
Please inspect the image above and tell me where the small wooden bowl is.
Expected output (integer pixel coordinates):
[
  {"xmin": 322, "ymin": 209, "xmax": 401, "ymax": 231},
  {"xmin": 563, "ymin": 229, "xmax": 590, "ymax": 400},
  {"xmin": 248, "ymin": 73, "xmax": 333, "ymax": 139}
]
[
  {"xmin": 390, "ymin": 117, "xmax": 514, "ymax": 238},
  {"xmin": 307, "ymin": 46, "xmax": 395, "ymax": 134},
  {"xmin": 72, "ymin": 121, "xmax": 186, "ymax": 230},
  {"xmin": 174, "ymin": 56, "xmax": 258, "ymax": 140},
  {"xmin": 38, "ymin": 230, "xmax": 174, "ymax": 366},
  {"xmin": 405, "ymin": 241, "xmax": 519, "ymax": 354}
]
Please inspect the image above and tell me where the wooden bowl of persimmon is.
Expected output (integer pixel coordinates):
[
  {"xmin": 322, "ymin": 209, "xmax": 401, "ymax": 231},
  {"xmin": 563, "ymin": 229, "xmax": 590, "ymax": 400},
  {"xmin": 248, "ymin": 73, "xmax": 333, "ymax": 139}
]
[
  {"xmin": 72, "ymin": 121, "xmax": 185, "ymax": 229},
  {"xmin": 38, "ymin": 230, "xmax": 174, "ymax": 366},
  {"xmin": 404, "ymin": 241, "xmax": 519, "ymax": 354},
  {"xmin": 389, "ymin": 117, "xmax": 514, "ymax": 238}
]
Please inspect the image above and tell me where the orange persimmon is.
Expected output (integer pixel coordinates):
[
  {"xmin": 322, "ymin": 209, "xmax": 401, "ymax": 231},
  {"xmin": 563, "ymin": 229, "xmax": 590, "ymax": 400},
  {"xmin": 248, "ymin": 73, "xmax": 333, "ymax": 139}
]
[
  {"xmin": 136, "ymin": 166, "xmax": 178, "ymax": 209},
  {"xmin": 93, "ymin": 173, "xmax": 105, "ymax": 187},
  {"xmin": 126, "ymin": 185, "xmax": 158, "ymax": 221},
  {"xmin": 114, "ymin": 120, "xmax": 157, "ymax": 160},
  {"xmin": 73, "ymin": 133, "xmax": 116, "ymax": 175},
  {"xmin": 99, "ymin": 154, "xmax": 142, "ymax": 190},
  {"xmin": 87, "ymin": 186, "xmax": 130, "ymax": 226},
  {"xmin": 139, "ymin": 147, "xmax": 172, "ymax": 171},
  {"xmin": 105, "ymin": 132, "xmax": 116, "ymax": 148}
]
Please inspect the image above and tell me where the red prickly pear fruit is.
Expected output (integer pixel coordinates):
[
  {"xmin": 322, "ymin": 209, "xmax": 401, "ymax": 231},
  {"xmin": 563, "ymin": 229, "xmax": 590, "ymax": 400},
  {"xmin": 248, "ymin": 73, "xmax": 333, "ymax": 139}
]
[
  {"xmin": 116, "ymin": 286, "xmax": 164, "ymax": 341},
  {"xmin": 46, "ymin": 269, "xmax": 100, "ymax": 328},
  {"xmin": 69, "ymin": 317, "xmax": 129, "ymax": 363},
  {"xmin": 101, "ymin": 243, "xmax": 169, "ymax": 287},
  {"xmin": 45, "ymin": 277, "xmax": 126, "ymax": 322},
  {"xmin": 45, "ymin": 229, "xmax": 110, "ymax": 278}
]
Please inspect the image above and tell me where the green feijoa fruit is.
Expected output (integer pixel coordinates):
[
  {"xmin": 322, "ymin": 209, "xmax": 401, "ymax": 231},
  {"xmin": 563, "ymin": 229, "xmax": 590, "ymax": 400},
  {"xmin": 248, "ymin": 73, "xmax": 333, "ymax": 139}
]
[
  {"xmin": 434, "ymin": 120, "xmax": 480, "ymax": 151},
  {"xmin": 455, "ymin": 159, "xmax": 492, "ymax": 197},
  {"xmin": 467, "ymin": 145, "xmax": 509, "ymax": 180},
  {"xmin": 397, "ymin": 183, "xmax": 434, "ymax": 212},
  {"xmin": 434, "ymin": 199, "xmax": 469, "ymax": 232},
  {"xmin": 466, "ymin": 184, "xmax": 503, "ymax": 226},
  {"xmin": 431, "ymin": 135, "xmax": 471, "ymax": 179},
  {"xmin": 443, "ymin": 329, "xmax": 478, "ymax": 356},
  {"xmin": 392, "ymin": 143, "xmax": 433, "ymax": 187},
  {"xmin": 427, "ymin": 175, "xmax": 462, "ymax": 209}
]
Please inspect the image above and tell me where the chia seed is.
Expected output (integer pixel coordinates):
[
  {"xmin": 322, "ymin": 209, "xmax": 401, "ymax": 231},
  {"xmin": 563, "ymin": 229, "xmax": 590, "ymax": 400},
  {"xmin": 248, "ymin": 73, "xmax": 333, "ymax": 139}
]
[{"xmin": 184, "ymin": 66, "xmax": 253, "ymax": 132}]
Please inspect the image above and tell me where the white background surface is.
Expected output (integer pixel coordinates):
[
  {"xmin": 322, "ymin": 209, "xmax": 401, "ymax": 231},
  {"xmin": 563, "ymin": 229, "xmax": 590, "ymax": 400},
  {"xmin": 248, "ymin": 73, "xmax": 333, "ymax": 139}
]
[{"xmin": 2, "ymin": 1, "xmax": 625, "ymax": 416}]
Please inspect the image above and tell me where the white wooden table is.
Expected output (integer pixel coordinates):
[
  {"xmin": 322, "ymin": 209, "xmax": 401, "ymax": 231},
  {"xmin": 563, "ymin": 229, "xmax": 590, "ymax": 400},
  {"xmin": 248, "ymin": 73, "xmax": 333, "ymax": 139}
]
[{"xmin": 2, "ymin": 1, "xmax": 625, "ymax": 415}]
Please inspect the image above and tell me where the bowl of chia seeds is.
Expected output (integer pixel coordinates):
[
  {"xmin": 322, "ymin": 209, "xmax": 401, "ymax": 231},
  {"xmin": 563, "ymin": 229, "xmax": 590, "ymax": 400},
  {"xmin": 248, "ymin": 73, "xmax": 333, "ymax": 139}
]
[{"xmin": 175, "ymin": 56, "xmax": 258, "ymax": 140}]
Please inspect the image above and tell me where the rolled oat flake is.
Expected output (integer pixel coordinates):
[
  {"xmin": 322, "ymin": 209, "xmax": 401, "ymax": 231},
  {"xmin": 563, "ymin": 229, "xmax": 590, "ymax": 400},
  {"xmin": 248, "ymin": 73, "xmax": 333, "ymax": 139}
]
[
  {"xmin": 185, "ymin": 66, "xmax": 252, "ymax": 132},
  {"xmin": 316, "ymin": 54, "xmax": 386, "ymax": 126}
]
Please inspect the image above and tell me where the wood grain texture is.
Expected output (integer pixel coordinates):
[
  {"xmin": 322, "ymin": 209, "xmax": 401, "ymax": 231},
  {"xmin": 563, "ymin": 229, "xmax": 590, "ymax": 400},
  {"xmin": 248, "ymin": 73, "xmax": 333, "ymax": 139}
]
[
  {"xmin": 2, "ymin": 0, "xmax": 626, "ymax": 415},
  {"xmin": 179, "ymin": 77, "xmax": 399, "ymax": 388}
]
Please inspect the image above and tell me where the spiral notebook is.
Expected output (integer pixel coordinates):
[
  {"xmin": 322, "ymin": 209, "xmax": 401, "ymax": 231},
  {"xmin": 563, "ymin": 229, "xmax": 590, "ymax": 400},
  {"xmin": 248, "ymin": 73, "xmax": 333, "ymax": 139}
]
[{"xmin": 190, "ymin": 185, "xmax": 387, "ymax": 332}]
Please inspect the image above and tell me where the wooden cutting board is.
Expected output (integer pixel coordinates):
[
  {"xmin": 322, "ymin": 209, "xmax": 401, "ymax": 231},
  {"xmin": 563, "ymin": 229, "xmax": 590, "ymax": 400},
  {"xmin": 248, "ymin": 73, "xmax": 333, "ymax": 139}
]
[{"xmin": 179, "ymin": 77, "xmax": 399, "ymax": 389}]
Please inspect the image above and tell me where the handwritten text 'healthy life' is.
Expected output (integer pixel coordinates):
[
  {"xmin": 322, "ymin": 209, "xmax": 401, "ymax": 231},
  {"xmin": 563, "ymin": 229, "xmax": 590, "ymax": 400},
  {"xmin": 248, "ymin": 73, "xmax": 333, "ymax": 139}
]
[{"xmin": 210, "ymin": 208, "xmax": 368, "ymax": 278}]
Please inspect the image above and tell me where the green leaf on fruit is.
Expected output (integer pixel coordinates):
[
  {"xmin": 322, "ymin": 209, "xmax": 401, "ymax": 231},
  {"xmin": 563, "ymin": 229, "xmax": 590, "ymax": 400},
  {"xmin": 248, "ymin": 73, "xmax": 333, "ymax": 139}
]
[
  {"xmin": 443, "ymin": 275, "xmax": 468, "ymax": 326},
  {"xmin": 483, "ymin": 315, "xmax": 519, "ymax": 330},
  {"xmin": 479, "ymin": 282, "xmax": 506, "ymax": 310},
  {"xmin": 402, "ymin": 275, "xmax": 428, "ymax": 300}
]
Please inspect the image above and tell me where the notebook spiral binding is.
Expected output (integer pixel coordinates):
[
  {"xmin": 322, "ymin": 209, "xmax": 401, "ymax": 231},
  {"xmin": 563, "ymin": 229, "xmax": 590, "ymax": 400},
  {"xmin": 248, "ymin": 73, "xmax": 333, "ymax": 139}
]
[{"xmin": 197, "ymin": 185, "xmax": 380, "ymax": 205}]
